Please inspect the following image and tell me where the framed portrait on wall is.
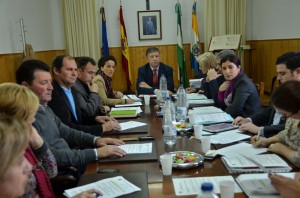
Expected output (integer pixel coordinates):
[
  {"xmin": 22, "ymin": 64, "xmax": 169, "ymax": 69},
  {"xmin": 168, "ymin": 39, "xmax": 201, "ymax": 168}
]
[{"xmin": 137, "ymin": 10, "xmax": 162, "ymax": 40}]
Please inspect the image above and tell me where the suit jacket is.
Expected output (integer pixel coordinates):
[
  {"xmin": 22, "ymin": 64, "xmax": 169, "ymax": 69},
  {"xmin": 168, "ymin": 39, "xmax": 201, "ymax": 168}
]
[
  {"xmin": 218, "ymin": 73, "xmax": 262, "ymax": 118},
  {"xmin": 136, "ymin": 63, "xmax": 175, "ymax": 94},
  {"xmin": 250, "ymin": 106, "xmax": 286, "ymax": 137},
  {"xmin": 48, "ymin": 80, "xmax": 103, "ymax": 136},
  {"xmin": 73, "ymin": 79, "xmax": 102, "ymax": 118}
]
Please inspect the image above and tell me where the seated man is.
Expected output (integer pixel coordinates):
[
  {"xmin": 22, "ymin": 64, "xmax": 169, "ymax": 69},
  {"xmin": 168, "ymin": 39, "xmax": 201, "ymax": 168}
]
[
  {"xmin": 48, "ymin": 55, "xmax": 120, "ymax": 136},
  {"xmin": 74, "ymin": 56, "xmax": 110, "ymax": 122},
  {"xmin": 136, "ymin": 47, "xmax": 175, "ymax": 94},
  {"xmin": 16, "ymin": 59, "xmax": 127, "ymax": 170},
  {"xmin": 233, "ymin": 52, "xmax": 300, "ymax": 137}
]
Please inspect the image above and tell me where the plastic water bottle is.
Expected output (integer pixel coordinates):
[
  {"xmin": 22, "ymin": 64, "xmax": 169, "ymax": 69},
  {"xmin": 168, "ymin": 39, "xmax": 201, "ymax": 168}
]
[
  {"xmin": 162, "ymin": 97, "xmax": 176, "ymax": 121},
  {"xmin": 159, "ymin": 74, "xmax": 168, "ymax": 103},
  {"xmin": 197, "ymin": 183, "xmax": 218, "ymax": 198},
  {"xmin": 176, "ymin": 84, "xmax": 187, "ymax": 122},
  {"xmin": 162, "ymin": 108, "xmax": 177, "ymax": 145}
]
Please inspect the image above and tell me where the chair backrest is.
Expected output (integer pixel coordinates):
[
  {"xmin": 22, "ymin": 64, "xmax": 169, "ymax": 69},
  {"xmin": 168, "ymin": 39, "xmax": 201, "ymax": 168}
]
[{"xmin": 255, "ymin": 82, "xmax": 265, "ymax": 106}]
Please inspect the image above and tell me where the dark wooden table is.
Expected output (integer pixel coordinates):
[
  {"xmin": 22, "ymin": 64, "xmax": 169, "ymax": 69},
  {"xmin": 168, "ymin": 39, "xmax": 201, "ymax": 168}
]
[{"xmin": 84, "ymin": 100, "xmax": 247, "ymax": 198}]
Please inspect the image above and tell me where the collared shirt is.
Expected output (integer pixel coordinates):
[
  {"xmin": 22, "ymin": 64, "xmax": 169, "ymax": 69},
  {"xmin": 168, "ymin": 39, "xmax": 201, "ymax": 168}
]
[
  {"xmin": 272, "ymin": 111, "xmax": 283, "ymax": 125},
  {"xmin": 60, "ymin": 85, "xmax": 78, "ymax": 121}
]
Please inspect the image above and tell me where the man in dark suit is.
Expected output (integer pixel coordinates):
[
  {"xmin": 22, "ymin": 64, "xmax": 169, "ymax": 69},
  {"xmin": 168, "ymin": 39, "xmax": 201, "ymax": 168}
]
[
  {"xmin": 233, "ymin": 52, "xmax": 300, "ymax": 137},
  {"xmin": 48, "ymin": 55, "xmax": 120, "ymax": 136},
  {"xmin": 136, "ymin": 47, "xmax": 175, "ymax": 94}
]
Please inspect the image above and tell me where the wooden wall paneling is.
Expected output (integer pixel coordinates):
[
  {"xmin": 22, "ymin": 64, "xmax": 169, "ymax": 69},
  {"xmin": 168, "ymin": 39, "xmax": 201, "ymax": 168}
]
[{"xmin": 245, "ymin": 39, "xmax": 300, "ymax": 94}]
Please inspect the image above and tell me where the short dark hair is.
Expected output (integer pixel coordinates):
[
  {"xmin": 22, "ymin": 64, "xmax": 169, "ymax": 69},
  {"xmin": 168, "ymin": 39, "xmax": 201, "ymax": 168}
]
[
  {"xmin": 52, "ymin": 55, "xmax": 74, "ymax": 73},
  {"xmin": 77, "ymin": 56, "xmax": 96, "ymax": 70},
  {"xmin": 220, "ymin": 54, "xmax": 241, "ymax": 67},
  {"xmin": 275, "ymin": 52, "xmax": 297, "ymax": 65},
  {"xmin": 97, "ymin": 55, "xmax": 117, "ymax": 69},
  {"xmin": 275, "ymin": 52, "xmax": 300, "ymax": 72},
  {"xmin": 271, "ymin": 80, "xmax": 300, "ymax": 113},
  {"xmin": 146, "ymin": 47, "xmax": 160, "ymax": 56},
  {"xmin": 16, "ymin": 59, "xmax": 50, "ymax": 85}
]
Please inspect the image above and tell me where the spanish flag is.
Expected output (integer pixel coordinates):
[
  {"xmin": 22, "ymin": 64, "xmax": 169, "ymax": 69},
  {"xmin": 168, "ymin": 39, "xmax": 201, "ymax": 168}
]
[{"xmin": 119, "ymin": 4, "xmax": 132, "ymax": 91}]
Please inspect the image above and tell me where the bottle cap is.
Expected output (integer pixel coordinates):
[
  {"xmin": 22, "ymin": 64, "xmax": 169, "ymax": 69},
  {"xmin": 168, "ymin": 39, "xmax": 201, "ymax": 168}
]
[{"xmin": 201, "ymin": 182, "xmax": 213, "ymax": 191}]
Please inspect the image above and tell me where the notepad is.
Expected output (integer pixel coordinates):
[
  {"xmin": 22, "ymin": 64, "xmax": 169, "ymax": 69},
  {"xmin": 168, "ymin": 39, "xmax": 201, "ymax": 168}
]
[
  {"xmin": 221, "ymin": 154, "xmax": 292, "ymax": 174},
  {"xmin": 109, "ymin": 110, "xmax": 137, "ymax": 118},
  {"xmin": 235, "ymin": 172, "xmax": 295, "ymax": 198}
]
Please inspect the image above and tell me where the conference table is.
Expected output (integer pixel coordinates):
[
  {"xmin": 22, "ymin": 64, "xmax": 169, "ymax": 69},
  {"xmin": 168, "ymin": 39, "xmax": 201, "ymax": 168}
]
[{"xmin": 84, "ymin": 99, "xmax": 247, "ymax": 198}]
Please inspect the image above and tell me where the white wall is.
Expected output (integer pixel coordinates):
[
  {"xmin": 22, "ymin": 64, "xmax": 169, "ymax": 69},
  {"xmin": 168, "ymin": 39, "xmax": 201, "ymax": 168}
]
[
  {"xmin": 246, "ymin": 0, "xmax": 300, "ymax": 40},
  {"xmin": 104, "ymin": 0, "xmax": 204, "ymax": 47},
  {"xmin": 0, "ymin": 0, "xmax": 64, "ymax": 54}
]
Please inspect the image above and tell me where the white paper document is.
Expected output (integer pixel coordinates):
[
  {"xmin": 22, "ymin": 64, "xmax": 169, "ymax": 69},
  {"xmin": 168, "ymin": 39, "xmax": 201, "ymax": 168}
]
[
  {"xmin": 210, "ymin": 131, "xmax": 250, "ymax": 144},
  {"xmin": 236, "ymin": 173, "xmax": 295, "ymax": 198},
  {"xmin": 187, "ymin": 93, "xmax": 207, "ymax": 100},
  {"xmin": 191, "ymin": 106, "xmax": 224, "ymax": 114},
  {"xmin": 63, "ymin": 176, "xmax": 141, "ymax": 198},
  {"xmin": 111, "ymin": 107, "xmax": 143, "ymax": 114},
  {"xmin": 118, "ymin": 143, "xmax": 152, "ymax": 154},
  {"xmin": 191, "ymin": 112, "xmax": 234, "ymax": 124},
  {"xmin": 115, "ymin": 102, "xmax": 143, "ymax": 107},
  {"xmin": 119, "ymin": 121, "xmax": 146, "ymax": 131},
  {"xmin": 188, "ymin": 99, "xmax": 214, "ymax": 105},
  {"xmin": 172, "ymin": 176, "xmax": 242, "ymax": 196},
  {"xmin": 215, "ymin": 142, "xmax": 267, "ymax": 156}
]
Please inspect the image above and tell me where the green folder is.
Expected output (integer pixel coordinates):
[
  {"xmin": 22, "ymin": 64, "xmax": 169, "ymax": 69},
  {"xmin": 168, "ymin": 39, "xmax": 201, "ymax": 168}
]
[{"xmin": 110, "ymin": 110, "xmax": 137, "ymax": 118}]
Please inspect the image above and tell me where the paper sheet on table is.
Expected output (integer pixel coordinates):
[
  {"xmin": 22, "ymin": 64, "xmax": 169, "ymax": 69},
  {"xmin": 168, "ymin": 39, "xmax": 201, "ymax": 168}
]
[
  {"xmin": 119, "ymin": 121, "xmax": 146, "ymax": 131},
  {"xmin": 188, "ymin": 99, "xmax": 214, "ymax": 105},
  {"xmin": 191, "ymin": 112, "xmax": 234, "ymax": 124},
  {"xmin": 172, "ymin": 176, "xmax": 242, "ymax": 196},
  {"xmin": 111, "ymin": 107, "xmax": 143, "ymax": 114},
  {"xmin": 186, "ymin": 93, "xmax": 207, "ymax": 100},
  {"xmin": 63, "ymin": 176, "xmax": 141, "ymax": 198},
  {"xmin": 215, "ymin": 142, "xmax": 267, "ymax": 156},
  {"xmin": 118, "ymin": 143, "xmax": 152, "ymax": 154},
  {"xmin": 191, "ymin": 106, "xmax": 224, "ymax": 114},
  {"xmin": 210, "ymin": 131, "xmax": 250, "ymax": 144},
  {"xmin": 115, "ymin": 102, "xmax": 143, "ymax": 107}
]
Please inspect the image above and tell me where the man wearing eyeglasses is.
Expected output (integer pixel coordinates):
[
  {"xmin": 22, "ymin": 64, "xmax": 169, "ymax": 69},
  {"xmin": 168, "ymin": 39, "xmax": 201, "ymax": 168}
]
[{"xmin": 233, "ymin": 52, "xmax": 300, "ymax": 137}]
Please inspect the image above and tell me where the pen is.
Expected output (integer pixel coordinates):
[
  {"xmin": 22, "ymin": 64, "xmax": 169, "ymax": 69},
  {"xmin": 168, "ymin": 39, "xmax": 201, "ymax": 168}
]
[{"xmin": 256, "ymin": 127, "xmax": 262, "ymax": 141}]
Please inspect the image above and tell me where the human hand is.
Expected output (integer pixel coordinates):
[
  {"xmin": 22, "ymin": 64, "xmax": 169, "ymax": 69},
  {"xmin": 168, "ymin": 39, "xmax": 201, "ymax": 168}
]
[
  {"xmin": 73, "ymin": 189, "xmax": 102, "ymax": 198},
  {"xmin": 87, "ymin": 82, "xmax": 99, "ymax": 93},
  {"xmin": 186, "ymin": 87, "xmax": 196, "ymax": 94},
  {"xmin": 97, "ymin": 145, "xmax": 127, "ymax": 158},
  {"xmin": 126, "ymin": 99, "xmax": 135, "ymax": 104},
  {"xmin": 219, "ymin": 81, "xmax": 230, "ymax": 92},
  {"xmin": 267, "ymin": 143, "xmax": 287, "ymax": 154},
  {"xmin": 206, "ymin": 69, "xmax": 221, "ymax": 81},
  {"xmin": 197, "ymin": 90, "xmax": 204, "ymax": 94},
  {"xmin": 102, "ymin": 121, "xmax": 121, "ymax": 132},
  {"xmin": 168, "ymin": 90, "xmax": 173, "ymax": 96},
  {"xmin": 139, "ymin": 82, "xmax": 152, "ymax": 89},
  {"xmin": 96, "ymin": 137, "xmax": 125, "ymax": 147},
  {"xmin": 239, "ymin": 122, "xmax": 260, "ymax": 134},
  {"xmin": 269, "ymin": 174, "xmax": 300, "ymax": 198},
  {"xmin": 30, "ymin": 126, "xmax": 44, "ymax": 150},
  {"xmin": 115, "ymin": 91, "xmax": 124, "ymax": 99},
  {"xmin": 232, "ymin": 116, "xmax": 249, "ymax": 125},
  {"xmin": 95, "ymin": 116, "xmax": 117, "ymax": 124},
  {"xmin": 251, "ymin": 136, "xmax": 269, "ymax": 147}
]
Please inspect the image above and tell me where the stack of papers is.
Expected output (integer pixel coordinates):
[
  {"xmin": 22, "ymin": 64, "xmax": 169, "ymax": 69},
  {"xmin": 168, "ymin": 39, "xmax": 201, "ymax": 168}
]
[
  {"xmin": 189, "ymin": 78, "xmax": 203, "ymax": 88},
  {"xmin": 188, "ymin": 99, "xmax": 215, "ymax": 107},
  {"xmin": 63, "ymin": 176, "xmax": 141, "ymax": 198},
  {"xmin": 115, "ymin": 102, "xmax": 143, "ymax": 107},
  {"xmin": 191, "ymin": 106, "xmax": 224, "ymax": 114},
  {"xmin": 189, "ymin": 112, "xmax": 234, "ymax": 124},
  {"xmin": 119, "ymin": 121, "xmax": 146, "ymax": 131},
  {"xmin": 221, "ymin": 154, "xmax": 292, "ymax": 174},
  {"xmin": 109, "ymin": 110, "xmax": 137, "ymax": 118},
  {"xmin": 122, "ymin": 95, "xmax": 142, "ymax": 102}
]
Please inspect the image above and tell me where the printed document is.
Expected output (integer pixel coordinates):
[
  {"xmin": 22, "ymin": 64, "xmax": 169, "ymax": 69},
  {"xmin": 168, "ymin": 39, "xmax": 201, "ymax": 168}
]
[
  {"xmin": 63, "ymin": 176, "xmax": 141, "ymax": 198},
  {"xmin": 118, "ymin": 143, "xmax": 152, "ymax": 154},
  {"xmin": 215, "ymin": 142, "xmax": 267, "ymax": 156},
  {"xmin": 119, "ymin": 121, "xmax": 146, "ymax": 131},
  {"xmin": 210, "ymin": 131, "xmax": 250, "ymax": 144},
  {"xmin": 115, "ymin": 102, "xmax": 143, "ymax": 107}
]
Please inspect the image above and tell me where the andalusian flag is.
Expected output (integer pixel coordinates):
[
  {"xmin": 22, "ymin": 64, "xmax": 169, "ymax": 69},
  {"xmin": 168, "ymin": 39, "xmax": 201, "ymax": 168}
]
[
  {"xmin": 100, "ymin": 2, "xmax": 109, "ymax": 56},
  {"xmin": 119, "ymin": 4, "xmax": 132, "ymax": 90},
  {"xmin": 175, "ymin": 2, "xmax": 188, "ymax": 88},
  {"xmin": 190, "ymin": 1, "xmax": 201, "ymax": 76}
]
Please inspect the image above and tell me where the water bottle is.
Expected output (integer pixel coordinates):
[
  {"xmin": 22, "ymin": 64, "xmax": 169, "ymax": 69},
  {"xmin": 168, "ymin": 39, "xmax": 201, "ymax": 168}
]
[
  {"xmin": 162, "ymin": 97, "xmax": 176, "ymax": 121},
  {"xmin": 197, "ymin": 182, "xmax": 219, "ymax": 198},
  {"xmin": 159, "ymin": 74, "xmax": 168, "ymax": 103},
  {"xmin": 163, "ymin": 108, "xmax": 177, "ymax": 145},
  {"xmin": 176, "ymin": 84, "xmax": 187, "ymax": 122}
]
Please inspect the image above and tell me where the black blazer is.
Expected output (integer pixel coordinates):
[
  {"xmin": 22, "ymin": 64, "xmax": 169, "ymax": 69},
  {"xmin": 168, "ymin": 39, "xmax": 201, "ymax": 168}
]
[
  {"xmin": 48, "ymin": 80, "xmax": 103, "ymax": 136},
  {"xmin": 250, "ymin": 106, "xmax": 286, "ymax": 137},
  {"xmin": 136, "ymin": 63, "xmax": 175, "ymax": 94}
]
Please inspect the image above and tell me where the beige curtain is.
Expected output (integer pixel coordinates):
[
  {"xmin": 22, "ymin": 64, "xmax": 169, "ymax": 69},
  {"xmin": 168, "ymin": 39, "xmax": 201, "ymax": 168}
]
[
  {"xmin": 62, "ymin": 0, "xmax": 100, "ymax": 61},
  {"xmin": 203, "ymin": 0, "xmax": 247, "ymax": 52}
]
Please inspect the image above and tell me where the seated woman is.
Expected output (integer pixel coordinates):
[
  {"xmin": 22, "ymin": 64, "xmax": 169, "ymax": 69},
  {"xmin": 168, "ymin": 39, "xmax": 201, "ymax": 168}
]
[
  {"xmin": 196, "ymin": 52, "xmax": 225, "ymax": 104},
  {"xmin": 218, "ymin": 54, "xmax": 261, "ymax": 118},
  {"xmin": 93, "ymin": 55, "xmax": 134, "ymax": 106},
  {"xmin": 252, "ymin": 81, "xmax": 300, "ymax": 168},
  {"xmin": 0, "ymin": 116, "xmax": 102, "ymax": 198}
]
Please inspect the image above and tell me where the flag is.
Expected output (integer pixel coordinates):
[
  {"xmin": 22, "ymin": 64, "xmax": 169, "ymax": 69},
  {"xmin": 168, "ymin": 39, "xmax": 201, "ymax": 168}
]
[
  {"xmin": 175, "ymin": 2, "xmax": 188, "ymax": 88},
  {"xmin": 119, "ymin": 4, "xmax": 132, "ymax": 90},
  {"xmin": 190, "ymin": 1, "xmax": 201, "ymax": 76},
  {"xmin": 100, "ymin": 3, "xmax": 109, "ymax": 56}
]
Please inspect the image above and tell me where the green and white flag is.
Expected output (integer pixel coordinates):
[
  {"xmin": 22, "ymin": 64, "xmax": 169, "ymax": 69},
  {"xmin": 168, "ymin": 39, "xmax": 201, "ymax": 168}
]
[{"xmin": 175, "ymin": 2, "xmax": 188, "ymax": 88}]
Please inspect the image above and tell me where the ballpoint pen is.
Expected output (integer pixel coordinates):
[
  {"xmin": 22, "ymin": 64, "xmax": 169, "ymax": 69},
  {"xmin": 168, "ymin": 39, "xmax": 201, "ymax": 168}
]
[{"xmin": 256, "ymin": 127, "xmax": 262, "ymax": 141}]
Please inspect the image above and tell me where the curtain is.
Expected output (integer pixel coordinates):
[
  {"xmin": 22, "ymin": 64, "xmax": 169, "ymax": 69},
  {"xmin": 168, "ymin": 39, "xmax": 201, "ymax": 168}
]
[
  {"xmin": 203, "ymin": 0, "xmax": 247, "ymax": 52},
  {"xmin": 62, "ymin": 0, "xmax": 100, "ymax": 61}
]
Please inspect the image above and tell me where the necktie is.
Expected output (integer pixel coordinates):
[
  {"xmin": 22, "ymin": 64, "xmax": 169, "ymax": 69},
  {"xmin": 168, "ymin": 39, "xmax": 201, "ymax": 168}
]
[{"xmin": 153, "ymin": 69, "xmax": 158, "ymax": 87}]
